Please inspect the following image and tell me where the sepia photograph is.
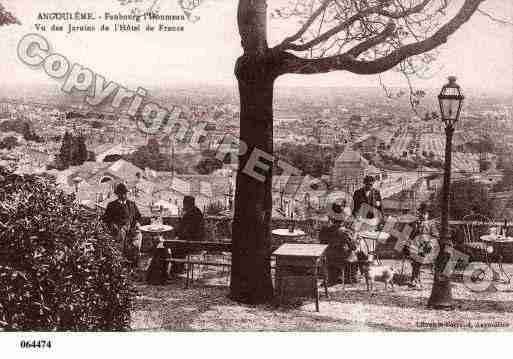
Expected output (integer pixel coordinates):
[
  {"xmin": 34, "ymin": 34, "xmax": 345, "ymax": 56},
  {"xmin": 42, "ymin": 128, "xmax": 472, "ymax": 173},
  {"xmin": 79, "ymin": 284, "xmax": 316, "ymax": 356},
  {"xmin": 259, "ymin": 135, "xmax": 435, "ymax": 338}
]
[{"xmin": 1, "ymin": 0, "xmax": 513, "ymax": 353}]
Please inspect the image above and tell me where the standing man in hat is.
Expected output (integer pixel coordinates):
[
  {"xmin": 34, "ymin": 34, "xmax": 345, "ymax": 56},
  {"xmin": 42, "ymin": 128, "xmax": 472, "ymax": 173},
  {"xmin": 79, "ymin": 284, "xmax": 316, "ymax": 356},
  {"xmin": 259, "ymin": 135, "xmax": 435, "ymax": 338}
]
[
  {"xmin": 352, "ymin": 175, "xmax": 383, "ymax": 221},
  {"xmin": 102, "ymin": 182, "xmax": 143, "ymax": 267}
]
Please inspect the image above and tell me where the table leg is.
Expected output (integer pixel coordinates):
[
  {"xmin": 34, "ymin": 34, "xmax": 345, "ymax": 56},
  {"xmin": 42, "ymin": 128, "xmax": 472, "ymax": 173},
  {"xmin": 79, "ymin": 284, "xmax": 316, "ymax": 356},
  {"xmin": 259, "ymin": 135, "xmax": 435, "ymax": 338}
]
[
  {"xmin": 341, "ymin": 265, "xmax": 345, "ymax": 290},
  {"xmin": 322, "ymin": 258, "xmax": 329, "ymax": 298},
  {"xmin": 278, "ymin": 270, "xmax": 284, "ymax": 307},
  {"xmin": 191, "ymin": 257, "xmax": 194, "ymax": 283},
  {"xmin": 314, "ymin": 264, "xmax": 319, "ymax": 312},
  {"xmin": 185, "ymin": 258, "xmax": 191, "ymax": 289}
]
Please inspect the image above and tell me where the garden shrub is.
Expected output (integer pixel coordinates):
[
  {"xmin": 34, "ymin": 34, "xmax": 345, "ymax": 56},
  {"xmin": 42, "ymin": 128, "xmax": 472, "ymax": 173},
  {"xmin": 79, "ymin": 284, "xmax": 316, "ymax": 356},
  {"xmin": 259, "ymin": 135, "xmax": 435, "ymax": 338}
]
[{"xmin": 0, "ymin": 167, "xmax": 135, "ymax": 330}]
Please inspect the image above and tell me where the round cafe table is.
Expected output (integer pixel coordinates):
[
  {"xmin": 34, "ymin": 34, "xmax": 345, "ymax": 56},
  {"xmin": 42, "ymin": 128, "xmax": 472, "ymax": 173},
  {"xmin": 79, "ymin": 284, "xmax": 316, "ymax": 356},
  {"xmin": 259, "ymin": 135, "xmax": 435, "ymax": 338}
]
[
  {"xmin": 140, "ymin": 224, "xmax": 174, "ymax": 285},
  {"xmin": 272, "ymin": 228, "xmax": 306, "ymax": 238},
  {"xmin": 140, "ymin": 224, "xmax": 174, "ymax": 241},
  {"xmin": 271, "ymin": 228, "xmax": 307, "ymax": 253}
]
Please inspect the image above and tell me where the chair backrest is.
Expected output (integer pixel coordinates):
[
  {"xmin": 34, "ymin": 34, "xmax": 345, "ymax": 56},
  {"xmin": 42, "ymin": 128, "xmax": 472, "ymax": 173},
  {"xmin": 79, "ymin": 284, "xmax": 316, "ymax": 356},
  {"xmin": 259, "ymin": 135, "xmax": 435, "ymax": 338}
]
[{"xmin": 462, "ymin": 214, "xmax": 492, "ymax": 244}]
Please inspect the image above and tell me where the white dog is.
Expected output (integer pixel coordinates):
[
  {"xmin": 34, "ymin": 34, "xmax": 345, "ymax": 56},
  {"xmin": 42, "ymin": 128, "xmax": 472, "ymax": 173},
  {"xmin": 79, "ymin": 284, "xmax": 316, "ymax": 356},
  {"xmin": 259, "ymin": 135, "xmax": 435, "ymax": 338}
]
[{"xmin": 359, "ymin": 261, "xmax": 396, "ymax": 292}]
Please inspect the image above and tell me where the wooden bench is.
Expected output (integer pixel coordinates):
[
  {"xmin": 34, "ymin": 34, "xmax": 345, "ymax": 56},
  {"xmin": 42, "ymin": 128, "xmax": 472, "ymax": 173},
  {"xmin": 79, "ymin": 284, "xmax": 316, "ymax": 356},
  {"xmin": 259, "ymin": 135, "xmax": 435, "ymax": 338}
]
[{"xmin": 162, "ymin": 240, "xmax": 232, "ymax": 288}]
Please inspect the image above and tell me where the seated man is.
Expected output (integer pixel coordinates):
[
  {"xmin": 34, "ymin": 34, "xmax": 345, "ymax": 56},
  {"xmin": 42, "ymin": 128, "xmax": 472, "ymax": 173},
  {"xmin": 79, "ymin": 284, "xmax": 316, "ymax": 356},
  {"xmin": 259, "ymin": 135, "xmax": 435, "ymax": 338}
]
[
  {"xmin": 319, "ymin": 203, "xmax": 358, "ymax": 285},
  {"xmin": 404, "ymin": 203, "xmax": 439, "ymax": 288},
  {"xmin": 172, "ymin": 196, "xmax": 205, "ymax": 274}
]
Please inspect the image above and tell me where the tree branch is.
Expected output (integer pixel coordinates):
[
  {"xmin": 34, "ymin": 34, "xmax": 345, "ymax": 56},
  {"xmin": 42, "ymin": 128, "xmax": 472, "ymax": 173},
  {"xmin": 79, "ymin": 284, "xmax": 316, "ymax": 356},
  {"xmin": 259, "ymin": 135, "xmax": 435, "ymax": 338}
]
[
  {"xmin": 275, "ymin": 0, "xmax": 333, "ymax": 51},
  {"xmin": 477, "ymin": 8, "xmax": 513, "ymax": 26},
  {"xmin": 276, "ymin": 0, "xmax": 484, "ymax": 76},
  {"xmin": 274, "ymin": 3, "xmax": 387, "ymax": 52},
  {"xmin": 377, "ymin": 0, "xmax": 432, "ymax": 19},
  {"xmin": 274, "ymin": 0, "xmax": 436, "ymax": 53},
  {"xmin": 345, "ymin": 21, "xmax": 396, "ymax": 57}
]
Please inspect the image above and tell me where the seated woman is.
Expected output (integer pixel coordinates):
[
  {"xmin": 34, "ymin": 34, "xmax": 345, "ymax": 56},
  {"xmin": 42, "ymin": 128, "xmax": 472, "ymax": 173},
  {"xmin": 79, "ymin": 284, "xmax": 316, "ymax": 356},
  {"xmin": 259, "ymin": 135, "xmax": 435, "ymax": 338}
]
[{"xmin": 319, "ymin": 203, "xmax": 358, "ymax": 285}]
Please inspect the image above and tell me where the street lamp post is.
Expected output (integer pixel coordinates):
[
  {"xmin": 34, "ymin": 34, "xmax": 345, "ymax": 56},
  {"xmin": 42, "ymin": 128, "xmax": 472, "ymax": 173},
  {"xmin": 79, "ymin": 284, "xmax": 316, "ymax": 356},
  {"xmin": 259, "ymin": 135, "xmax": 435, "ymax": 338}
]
[{"xmin": 428, "ymin": 76, "xmax": 464, "ymax": 309}]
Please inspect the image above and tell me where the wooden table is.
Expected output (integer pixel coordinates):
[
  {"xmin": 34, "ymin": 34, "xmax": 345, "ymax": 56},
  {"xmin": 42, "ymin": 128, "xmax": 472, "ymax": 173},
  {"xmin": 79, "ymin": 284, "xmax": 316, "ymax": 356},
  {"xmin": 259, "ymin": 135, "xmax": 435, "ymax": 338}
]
[
  {"xmin": 272, "ymin": 243, "xmax": 329, "ymax": 312},
  {"xmin": 140, "ymin": 224, "xmax": 174, "ymax": 284}
]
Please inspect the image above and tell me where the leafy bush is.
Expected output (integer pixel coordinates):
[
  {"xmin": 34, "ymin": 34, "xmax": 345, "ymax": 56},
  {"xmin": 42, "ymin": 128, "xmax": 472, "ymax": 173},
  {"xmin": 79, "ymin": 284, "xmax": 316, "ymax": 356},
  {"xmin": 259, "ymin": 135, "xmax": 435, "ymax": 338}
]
[
  {"xmin": 124, "ymin": 142, "xmax": 187, "ymax": 174},
  {"xmin": 0, "ymin": 167, "xmax": 135, "ymax": 330}
]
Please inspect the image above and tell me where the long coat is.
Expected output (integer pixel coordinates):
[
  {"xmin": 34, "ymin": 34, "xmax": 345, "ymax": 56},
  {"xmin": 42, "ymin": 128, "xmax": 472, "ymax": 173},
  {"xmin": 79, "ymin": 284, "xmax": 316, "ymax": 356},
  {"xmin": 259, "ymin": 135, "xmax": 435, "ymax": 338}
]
[
  {"xmin": 101, "ymin": 199, "xmax": 142, "ymax": 266},
  {"xmin": 352, "ymin": 187, "xmax": 383, "ymax": 219},
  {"xmin": 101, "ymin": 199, "xmax": 142, "ymax": 235},
  {"xmin": 176, "ymin": 206, "xmax": 205, "ymax": 242}
]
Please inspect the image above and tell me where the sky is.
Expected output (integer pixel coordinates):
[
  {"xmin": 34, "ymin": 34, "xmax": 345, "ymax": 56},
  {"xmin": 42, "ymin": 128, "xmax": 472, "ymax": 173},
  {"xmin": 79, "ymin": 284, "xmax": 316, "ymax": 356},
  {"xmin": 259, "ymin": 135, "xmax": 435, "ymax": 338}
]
[{"xmin": 0, "ymin": 0, "xmax": 512, "ymax": 95}]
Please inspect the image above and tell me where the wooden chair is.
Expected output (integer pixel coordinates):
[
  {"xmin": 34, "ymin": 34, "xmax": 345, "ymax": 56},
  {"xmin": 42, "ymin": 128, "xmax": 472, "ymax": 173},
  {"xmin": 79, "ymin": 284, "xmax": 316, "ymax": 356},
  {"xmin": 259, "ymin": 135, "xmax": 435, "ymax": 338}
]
[{"xmin": 462, "ymin": 214, "xmax": 492, "ymax": 263}]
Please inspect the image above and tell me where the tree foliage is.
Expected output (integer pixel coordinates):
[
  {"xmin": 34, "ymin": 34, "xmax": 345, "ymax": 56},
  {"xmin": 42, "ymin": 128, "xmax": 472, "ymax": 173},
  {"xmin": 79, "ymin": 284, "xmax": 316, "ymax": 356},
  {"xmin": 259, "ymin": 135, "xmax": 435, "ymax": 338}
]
[
  {"xmin": 275, "ymin": 142, "xmax": 345, "ymax": 177},
  {"xmin": 57, "ymin": 132, "xmax": 89, "ymax": 169},
  {"xmin": 0, "ymin": 167, "xmax": 134, "ymax": 330},
  {"xmin": 125, "ymin": 140, "xmax": 187, "ymax": 173},
  {"xmin": 22, "ymin": 122, "xmax": 43, "ymax": 143},
  {"xmin": 0, "ymin": 4, "xmax": 18, "ymax": 27}
]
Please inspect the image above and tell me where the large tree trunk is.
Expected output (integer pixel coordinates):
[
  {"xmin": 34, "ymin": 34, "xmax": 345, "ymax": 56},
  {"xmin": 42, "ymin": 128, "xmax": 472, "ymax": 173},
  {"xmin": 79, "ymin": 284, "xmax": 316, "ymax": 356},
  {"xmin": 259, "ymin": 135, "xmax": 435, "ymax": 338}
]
[
  {"xmin": 229, "ymin": 0, "xmax": 278, "ymax": 304},
  {"xmin": 230, "ymin": 55, "xmax": 275, "ymax": 304}
]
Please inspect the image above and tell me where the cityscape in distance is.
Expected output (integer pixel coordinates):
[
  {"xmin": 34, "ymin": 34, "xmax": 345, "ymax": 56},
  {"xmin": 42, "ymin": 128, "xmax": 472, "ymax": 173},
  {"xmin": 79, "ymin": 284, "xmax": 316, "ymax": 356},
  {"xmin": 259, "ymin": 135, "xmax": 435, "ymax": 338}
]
[{"xmin": 1, "ymin": 82, "xmax": 512, "ymax": 220}]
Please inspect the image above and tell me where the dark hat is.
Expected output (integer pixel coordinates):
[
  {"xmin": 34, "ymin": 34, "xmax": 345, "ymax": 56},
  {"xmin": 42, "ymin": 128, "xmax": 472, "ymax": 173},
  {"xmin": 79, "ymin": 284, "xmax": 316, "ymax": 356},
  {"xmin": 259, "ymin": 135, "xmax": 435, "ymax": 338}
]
[
  {"xmin": 114, "ymin": 183, "xmax": 128, "ymax": 195},
  {"xmin": 327, "ymin": 202, "xmax": 345, "ymax": 222},
  {"xmin": 363, "ymin": 175, "xmax": 375, "ymax": 184},
  {"xmin": 183, "ymin": 195, "xmax": 195, "ymax": 206},
  {"xmin": 332, "ymin": 203, "xmax": 343, "ymax": 214}
]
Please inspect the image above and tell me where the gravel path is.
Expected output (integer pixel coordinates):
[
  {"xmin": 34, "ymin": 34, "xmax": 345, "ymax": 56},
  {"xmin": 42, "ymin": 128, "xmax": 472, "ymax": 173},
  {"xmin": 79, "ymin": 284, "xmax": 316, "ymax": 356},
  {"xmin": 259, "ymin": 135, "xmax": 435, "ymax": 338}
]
[{"xmin": 131, "ymin": 261, "xmax": 513, "ymax": 331}]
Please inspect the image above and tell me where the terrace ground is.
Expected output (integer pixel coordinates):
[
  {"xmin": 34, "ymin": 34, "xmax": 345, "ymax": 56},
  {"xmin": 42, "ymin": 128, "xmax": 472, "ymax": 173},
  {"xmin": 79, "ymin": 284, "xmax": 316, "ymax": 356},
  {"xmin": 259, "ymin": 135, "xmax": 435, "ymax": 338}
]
[{"xmin": 130, "ymin": 260, "xmax": 513, "ymax": 331}]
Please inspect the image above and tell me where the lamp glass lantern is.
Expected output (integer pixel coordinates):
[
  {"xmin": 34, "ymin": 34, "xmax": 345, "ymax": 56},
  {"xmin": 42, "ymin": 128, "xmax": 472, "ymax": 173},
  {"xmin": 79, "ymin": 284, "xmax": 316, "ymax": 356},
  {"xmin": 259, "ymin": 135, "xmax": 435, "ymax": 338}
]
[{"xmin": 438, "ymin": 76, "xmax": 464, "ymax": 128}]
